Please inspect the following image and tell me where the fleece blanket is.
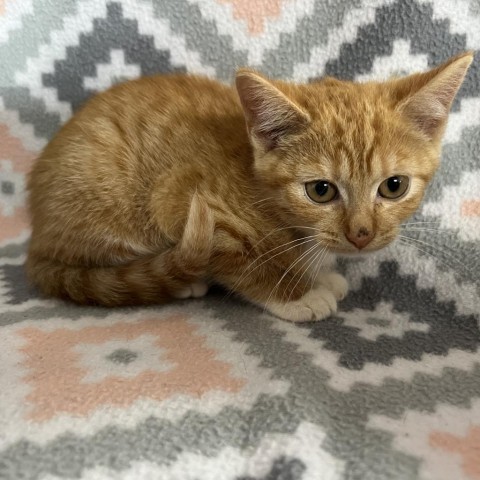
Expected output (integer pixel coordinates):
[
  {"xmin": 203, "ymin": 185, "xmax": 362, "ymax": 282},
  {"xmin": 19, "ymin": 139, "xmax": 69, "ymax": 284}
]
[{"xmin": 0, "ymin": 1, "xmax": 479, "ymax": 479}]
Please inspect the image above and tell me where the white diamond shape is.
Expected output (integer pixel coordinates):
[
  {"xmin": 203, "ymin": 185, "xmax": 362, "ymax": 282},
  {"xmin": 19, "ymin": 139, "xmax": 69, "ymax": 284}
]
[
  {"xmin": 357, "ymin": 39, "xmax": 429, "ymax": 82},
  {"xmin": 340, "ymin": 301, "xmax": 429, "ymax": 341},
  {"xmin": 83, "ymin": 49, "xmax": 141, "ymax": 92}
]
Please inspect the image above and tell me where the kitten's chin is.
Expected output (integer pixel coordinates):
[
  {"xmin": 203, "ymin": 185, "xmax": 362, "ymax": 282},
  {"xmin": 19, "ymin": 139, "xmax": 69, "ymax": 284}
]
[
  {"xmin": 330, "ymin": 247, "xmax": 367, "ymax": 257},
  {"xmin": 335, "ymin": 249, "xmax": 379, "ymax": 258},
  {"xmin": 330, "ymin": 243, "xmax": 389, "ymax": 257}
]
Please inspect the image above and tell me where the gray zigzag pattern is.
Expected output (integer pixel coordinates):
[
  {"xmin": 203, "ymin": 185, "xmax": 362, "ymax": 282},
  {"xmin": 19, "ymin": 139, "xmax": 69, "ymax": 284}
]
[
  {"xmin": 259, "ymin": 0, "xmax": 362, "ymax": 78},
  {"xmin": 0, "ymin": 0, "xmax": 363, "ymax": 139},
  {"xmin": 0, "ymin": 0, "xmax": 246, "ymax": 138},
  {"xmin": 308, "ymin": 261, "xmax": 479, "ymax": 369},
  {"xmin": 399, "ymin": 228, "xmax": 480, "ymax": 288},
  {"xmin": 149, "ymin": 0, "xmax": 247, "ymax": 80},
  {"xmin": 1, "ymin": 0, "xmax": 478, "ymax": 138},
  {"xmin": 43, "ymin": 2, "xmax": 184, "ymax": 112},
  {"xmin": 0, "ymin": 241, "xmax": 27, "ymax": 259},
  {"xmin": 0, "ymin": 0, "xmax": 79, "ymax": 87},
  {"xmin": 0, "ymin": 0, "xmax": 80, "ymax": 139},
  {"xmin": 1, "ymin": 264, "xmax": 38, "ymax": 305},
  {"xmin": 0, "ymin": 0, "xmax": 349, "ymax": 84},
  {"xmin": 0, "ymin": 295, "xmax": 478, "ymax": 480},
  {"xmin": 402, "ymin": 124, "xmax": 480, "ymax": 285},
  {"xmin": 428, "ymin": 126, "xmax": 480, "ymax": 202},
  {"xmin": 237, "ymin": 457, "xmax": 306, "ymax": 480},
  {"xmin": 0, "ymin": 297, "xmax": 129, "ymax": 326},
  {"xmin": 322, "ymin": 0, "xmax": 478, "ymax": 107},
  {"xmin": 0, "ymin": 0, "xmax": 371, "ymax": 135},
  {"xmin": 0, "ymin": 86, "xmax": 61, "ymax": 139}
]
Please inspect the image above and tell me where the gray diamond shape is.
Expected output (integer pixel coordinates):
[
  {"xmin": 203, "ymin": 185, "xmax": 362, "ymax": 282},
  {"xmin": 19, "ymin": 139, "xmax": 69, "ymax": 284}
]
[
  {"xmin": 106, "ymin": 348, "xmax": 138, "ymax": 365},
  {"xmin": 1, "ymin": 181, "xmax": 14, "ymax": 195}
]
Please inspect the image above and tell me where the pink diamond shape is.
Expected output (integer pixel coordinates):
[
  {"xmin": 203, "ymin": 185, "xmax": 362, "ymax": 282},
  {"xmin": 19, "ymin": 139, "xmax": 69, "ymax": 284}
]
[{"xmin": 19, "ymin": 314, "xmax": 245, "ymax": 421}]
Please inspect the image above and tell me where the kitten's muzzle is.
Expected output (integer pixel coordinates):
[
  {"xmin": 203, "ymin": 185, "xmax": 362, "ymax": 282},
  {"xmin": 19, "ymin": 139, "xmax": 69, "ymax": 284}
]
[{"xmin": 345, "ymin": 227, "xmax": 375, "ymax": 250}]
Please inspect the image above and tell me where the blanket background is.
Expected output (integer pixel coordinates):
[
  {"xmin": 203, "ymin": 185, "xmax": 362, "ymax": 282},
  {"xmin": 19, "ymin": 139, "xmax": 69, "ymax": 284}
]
[{"xmin": 0, "ymin": 1, "xmax": 479, "ymax": 479}]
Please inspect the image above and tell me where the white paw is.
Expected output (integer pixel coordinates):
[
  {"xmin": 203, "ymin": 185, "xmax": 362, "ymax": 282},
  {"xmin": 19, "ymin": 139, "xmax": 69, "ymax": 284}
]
[
  {"xmin": 173, "ymin": 282, "xmax": 209, "ymax": 299},
  {"xmin": 266, "ymin": 286, "xmax": 337, "ymax": 323},
  {"xmin": 315, "ymin": 272, "xmax": 348, "ymax": 300}
]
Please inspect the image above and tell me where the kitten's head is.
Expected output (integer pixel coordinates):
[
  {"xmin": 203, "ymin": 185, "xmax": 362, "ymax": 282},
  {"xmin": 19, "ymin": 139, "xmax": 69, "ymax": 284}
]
[{"xmin": 236, "ymin": 52, "xmax": 473, "ymax": 253}]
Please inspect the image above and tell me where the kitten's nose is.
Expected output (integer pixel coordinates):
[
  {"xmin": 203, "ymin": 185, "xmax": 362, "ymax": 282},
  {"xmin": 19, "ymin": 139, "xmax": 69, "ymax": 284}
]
[{"xmin": 346, "ymin": 227, "xmax": 375, "ymax": 250}]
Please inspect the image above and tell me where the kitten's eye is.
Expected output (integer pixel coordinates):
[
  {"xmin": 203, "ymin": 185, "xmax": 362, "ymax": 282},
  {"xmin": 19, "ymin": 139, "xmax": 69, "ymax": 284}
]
[
  {"xmin": 305, "ymin": 180, "xmax": 338, "ymax": 203},
  {"xmin": 378, "ymin": 175, "xmax": 410, "ymax": 199}
]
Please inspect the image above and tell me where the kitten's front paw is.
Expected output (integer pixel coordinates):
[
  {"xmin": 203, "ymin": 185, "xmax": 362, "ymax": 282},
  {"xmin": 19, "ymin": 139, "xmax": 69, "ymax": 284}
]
[
  {"xmin": 315, "ymin": 272, "xmax": 348, "ymax": 300},
  {"xmin": 267, "ymin": 286, "xmax": 337, "ymax": 323},
  {"xmin": 172, "ymin": 282, "xmax": 209, "ymax": 299}
]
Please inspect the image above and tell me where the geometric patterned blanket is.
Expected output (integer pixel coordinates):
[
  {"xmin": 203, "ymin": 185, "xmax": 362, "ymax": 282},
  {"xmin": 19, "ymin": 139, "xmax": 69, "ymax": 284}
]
[{"xmin": 0, "ymin": 1, "xmax": 479, "ymax": 479}]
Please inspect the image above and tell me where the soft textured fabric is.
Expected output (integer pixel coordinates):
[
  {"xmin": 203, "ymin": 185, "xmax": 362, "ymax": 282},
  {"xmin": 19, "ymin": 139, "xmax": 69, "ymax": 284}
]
[{"xmin": 0, "ymin": 1, "xmax": 479, "ymax": 479}]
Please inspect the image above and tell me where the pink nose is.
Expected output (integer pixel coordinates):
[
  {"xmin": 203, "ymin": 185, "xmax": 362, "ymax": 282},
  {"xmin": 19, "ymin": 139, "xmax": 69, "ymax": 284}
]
[{"xmin": 346, "ymin": 228, "xmax": 374, "ymax": 250}]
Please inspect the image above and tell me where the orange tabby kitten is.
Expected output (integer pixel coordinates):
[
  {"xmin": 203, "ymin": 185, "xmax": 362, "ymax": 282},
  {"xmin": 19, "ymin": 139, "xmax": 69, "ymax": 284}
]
[{"xmin": 27, "ymin": 52, "xmax": 473, "ymax": 321}]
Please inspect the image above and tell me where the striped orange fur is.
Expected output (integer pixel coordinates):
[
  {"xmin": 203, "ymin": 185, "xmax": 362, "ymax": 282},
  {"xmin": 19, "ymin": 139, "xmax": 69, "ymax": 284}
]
[{"xmin": 27, "ymin": 52, "xmax": 473, "ymax": 320}]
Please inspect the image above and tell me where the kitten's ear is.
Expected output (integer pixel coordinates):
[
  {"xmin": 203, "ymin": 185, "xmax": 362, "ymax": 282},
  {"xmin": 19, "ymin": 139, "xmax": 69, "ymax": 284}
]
[
  {"xmin": 235, "ymin": 69, "xmax": 310, "ymax": 151},
  {"xmin": 395, "ymin": 52, "xmax": 473, "ymax": 140}
]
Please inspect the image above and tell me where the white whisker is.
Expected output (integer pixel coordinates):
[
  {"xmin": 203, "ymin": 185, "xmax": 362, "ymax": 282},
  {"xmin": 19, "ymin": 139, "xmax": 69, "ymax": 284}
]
[
  {"xmin": 307, "ymin": 246, "xmax": 327, "ymax": 294},
  {"xmin": 400, "ymin": 227, "xmax": 453, "ymax": 233},
  {"xmin": 398, "ymin": 237, "xmax": 455, "ymax": 273},
  {"xmin": 223, "ymin": 235, "xmax": 317, "ymax": 301},
  {"xmin": 311, "ymin": 247, "xmax": 330, "ymax": 292},
  {"xmin": 238, "ymin": 236, "xmax": 316, "ymax": 281},
  {"xmin": 263, "ymin": 242, "xmax": 319, "ymax": 313},
  {"xmin": 398, "ymin": 235, "xmax": 471, "ymax": 273},
  {"xmin": 285, "ymin": 244, "xmax": 324, "ymax": 304},
  {"xmin": 249, "ymin": 225, "xmax": 322, "ymax": 252}
]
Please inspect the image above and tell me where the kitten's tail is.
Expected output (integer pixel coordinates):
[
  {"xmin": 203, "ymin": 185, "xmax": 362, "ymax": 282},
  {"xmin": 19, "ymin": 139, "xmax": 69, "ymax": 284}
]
[{"xmin": 26, "ymin": 194, "xmax": 215, "ymax": 306}]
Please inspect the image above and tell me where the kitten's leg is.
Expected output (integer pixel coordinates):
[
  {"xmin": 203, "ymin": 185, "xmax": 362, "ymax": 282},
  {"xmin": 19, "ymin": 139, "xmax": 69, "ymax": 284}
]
[
  {"xmin": 212, "ymin": 243, "xmax": 342, "ymax": 322},
  {"xmin": 172, "ymin": 281, "xmax": 209, "ymax": 299},
  {"xmin": 314, "ymin": 272, "xmax": 349, "ymax": 300},
  {"xmin": 27, "ymin": 194, "xmax": 214, "ymax": 306},
  {"xmin": 265, "ymin": 287, "xmax": 337, "ymax": 323},
  {"xmin": 157, "ymin": 193, "xmax": 214, "ymax": 300},
  {"xmin": 305, "ymin": 251, "xmax": 349, "ymax": 301}
]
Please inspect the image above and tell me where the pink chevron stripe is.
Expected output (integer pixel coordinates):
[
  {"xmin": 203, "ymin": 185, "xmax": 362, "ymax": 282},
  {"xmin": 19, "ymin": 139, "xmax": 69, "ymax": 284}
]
[
  {"xmin": 0, "ymin": 206, "xmax": 29, "ymax": 242},
  {"xmin": 218, "ymin": 0, "xmax": 286, "ymax": 35},
  {"xmin": 461, "ymin": 200, "xmax": 480, "ymax": 217},
  {"xmin": 0, "ymin": 123, "xmax": 37, "ymax": 173},
  {"xmin": 430, "ymin": 427, "xmax": 480, "ymax": 479}
]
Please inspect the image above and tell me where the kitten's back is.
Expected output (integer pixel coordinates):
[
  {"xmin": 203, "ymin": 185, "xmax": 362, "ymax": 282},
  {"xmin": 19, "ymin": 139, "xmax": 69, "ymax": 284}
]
[{"xmin": 26, "ymin": 74, "xmax": 247, "ymax": 304}]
